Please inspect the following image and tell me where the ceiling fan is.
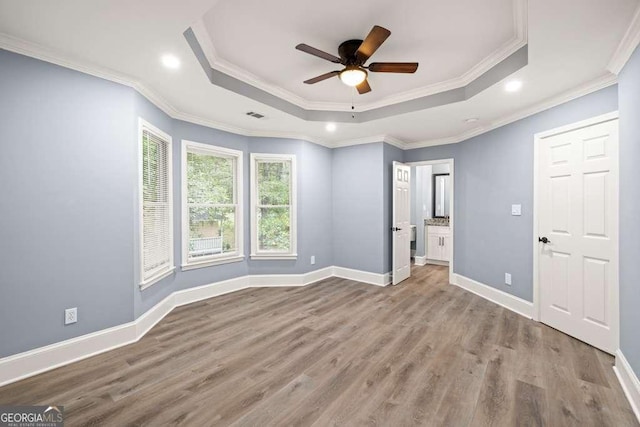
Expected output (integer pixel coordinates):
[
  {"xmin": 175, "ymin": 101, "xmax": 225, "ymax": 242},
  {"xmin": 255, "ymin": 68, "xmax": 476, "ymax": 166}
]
[{"xmin": 295, "ymin": 25, "xmax": 419, "ymax": 95}]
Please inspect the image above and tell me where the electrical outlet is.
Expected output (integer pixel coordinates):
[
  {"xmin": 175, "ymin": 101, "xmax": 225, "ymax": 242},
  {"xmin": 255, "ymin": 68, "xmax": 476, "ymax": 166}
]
[
  {"xmin": 65, "ymin": 307, "xmax": 77, "ymax": 325},
  {"xmin": 505, "ymin": 273, "xmax": 512, "ymax": 286},
  {"xmin": 310, "ymin": 255, "xmax": 316, "ymax": 265}
]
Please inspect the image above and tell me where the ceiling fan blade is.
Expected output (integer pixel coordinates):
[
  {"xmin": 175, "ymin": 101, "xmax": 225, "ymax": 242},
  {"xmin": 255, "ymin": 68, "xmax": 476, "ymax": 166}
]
[
  {"xmin": 304, "ymin": 71, "xmax": 340, "ymax": 84},
  {"xmin": 296, "ymin": 44, "xmax": 342, "ymax": 63},
  {"xmin": 356, "ymin": 79, "xmax": 372, "ymax": 94},
  {"xmin": 355, "ymin": 25, "xmax": 391, "ymax": 63},
  {"xmin": 368, "ymin": 62, "xmax": 419, "ymax": 73}
]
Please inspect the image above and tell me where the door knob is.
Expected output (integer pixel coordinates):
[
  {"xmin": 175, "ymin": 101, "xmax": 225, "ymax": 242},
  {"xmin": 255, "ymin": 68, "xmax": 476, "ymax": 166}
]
[{"xmin": 538, "ymin": 237, "xmax": 551, "ymax": 244}]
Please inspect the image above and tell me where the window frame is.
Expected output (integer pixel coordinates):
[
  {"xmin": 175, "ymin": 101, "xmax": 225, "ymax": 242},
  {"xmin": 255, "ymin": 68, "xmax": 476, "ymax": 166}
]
[
  {"xmin": 138, "ymin": 118, "xmax": 175, "ymax": 289},
  {"xmin": 250, "ymin": 153, "xmax": 297, "ymax": 260},
  {"xmin": 181, "ymin": 140, "xmax": 244, "ymax": 270}
]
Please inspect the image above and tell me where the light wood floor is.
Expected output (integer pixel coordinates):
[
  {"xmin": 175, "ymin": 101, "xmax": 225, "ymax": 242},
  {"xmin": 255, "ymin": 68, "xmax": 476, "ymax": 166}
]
[{"xmin": 0, "ymin": 265, "xmax": 637, "ymax": 426}]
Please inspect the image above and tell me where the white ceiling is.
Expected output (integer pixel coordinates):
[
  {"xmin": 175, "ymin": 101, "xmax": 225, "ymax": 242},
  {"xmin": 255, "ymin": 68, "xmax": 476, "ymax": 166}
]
[
  {"xmin": 200, "ymin": 0, "xmax": 519, "ymax": 108},
  {"xmin": 0, "ymin": 0, "xmax": 638, "ymax": 148}
]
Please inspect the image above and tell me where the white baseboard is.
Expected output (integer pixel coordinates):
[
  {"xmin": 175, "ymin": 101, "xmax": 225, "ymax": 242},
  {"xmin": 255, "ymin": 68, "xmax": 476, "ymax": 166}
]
[
  {"xmin": 452, "ymin": 273, "xmax": 534, "ymax": 319},
  {"xmin": 0, "ymin": 322, "xmax": 138, "ymax": 387},
  {"xmin": 0, "ymin": 265, "xmax": 369, "ymax": 387},
  {"xmin": 614, "ymin": 349, "xmax": 640, "ymax": 423},
  {"xmin": 414, "ymin": 256, "xmax": 427, "ymax": 266},
  {"xmin": 249, "ymin": 267, "xmax": 333, "ymax": 288},
  {"xmin": 173, "ymin": 276, "xmax": 251, "ymax": 308},
  {"xmin": 332, "ymin": 266, "xmax": 391, "ymax": 286}
]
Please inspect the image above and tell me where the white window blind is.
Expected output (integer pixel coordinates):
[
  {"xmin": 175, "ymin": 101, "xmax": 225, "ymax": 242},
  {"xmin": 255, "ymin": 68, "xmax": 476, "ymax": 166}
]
[
  {"xmin": 182, "ymin": 141, "xmax": 243, "ymax": 269},
  {"xmin": 250, "ymin": 153, "xmax": 297, "ymax": 259},
  {"xmin": 139, "ymin": 120, "xmax": 173, "ymax": 286}
]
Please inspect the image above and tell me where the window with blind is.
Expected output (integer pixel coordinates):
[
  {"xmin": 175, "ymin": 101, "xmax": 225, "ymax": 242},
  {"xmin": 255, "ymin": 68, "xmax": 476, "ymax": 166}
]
[
  {"xmin": 139, "ymin": 119, "xmax": 174, "ymax": 288},
  {"xmin": 181, "ymin": 140, "xmax": 243, "ymax": 269},
  {"xmin": 250, "ymin": 153, "xmax": 297, "ymax": 259}
]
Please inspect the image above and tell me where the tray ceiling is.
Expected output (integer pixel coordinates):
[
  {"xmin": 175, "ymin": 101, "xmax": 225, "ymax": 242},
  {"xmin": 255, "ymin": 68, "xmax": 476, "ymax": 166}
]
[{"xmin": 193, "ymin": 0, "xmax": 527, "ymax": 112}]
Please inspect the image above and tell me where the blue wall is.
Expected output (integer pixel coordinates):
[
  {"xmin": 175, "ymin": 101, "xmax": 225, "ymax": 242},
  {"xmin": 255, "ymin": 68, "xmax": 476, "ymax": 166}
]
[
  {"xmin": 0, "ymin": 47, "xmax": 631, "ymax": 366},
  {"xmin": 134, "ymin": 120, "xmax": 335, "ymax": 317},
  {"xmin": 0, "ymin": 49, "xmax": 334, "ymax": 356},
  {"xmin": 405, "ymin": 85, "xmax": 619, "ymax": 301},
  {"xmin": 332, "ymin": 143, "xmax": 386, "ymax": 274},
  {"xmin": 619, "ymin": 45, "xmax": 640, "ymax": 377},
  {"xmin": 0, "ymin": 50, "xmax": 136, "ymax": 357}
]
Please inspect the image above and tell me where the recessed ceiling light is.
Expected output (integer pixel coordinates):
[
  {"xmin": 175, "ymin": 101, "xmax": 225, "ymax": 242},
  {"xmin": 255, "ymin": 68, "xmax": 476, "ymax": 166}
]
[
  {"xmin": 161, "ymin": 54, "xmax": 180, "ymax": 69},
  {"xmin": 464, "ymin": 117, "xmax": 479, "ymax": 124},
  {"xmin": 325, "ymin": 123, "xmax": 337, "ymax": 132},
  {"xmin": 505, "ymin": 80, "xmax": 523, "ymax": 93}
]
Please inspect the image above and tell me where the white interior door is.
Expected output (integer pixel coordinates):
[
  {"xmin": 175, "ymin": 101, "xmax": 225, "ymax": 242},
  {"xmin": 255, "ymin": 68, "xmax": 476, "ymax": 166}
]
[
  {"xmin": 537, "ymin": 117, "xmax": 618, "ymax": 353},
  {"xmin": 392, "ymin": 162, "xmax": 411, "ymax": 285}
]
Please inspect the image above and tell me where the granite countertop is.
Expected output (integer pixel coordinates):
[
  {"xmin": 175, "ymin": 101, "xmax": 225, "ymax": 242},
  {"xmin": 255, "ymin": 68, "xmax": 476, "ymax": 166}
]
[{"xmin": 425, "ymin": 218, "xmax": 450, "ymax": 226}]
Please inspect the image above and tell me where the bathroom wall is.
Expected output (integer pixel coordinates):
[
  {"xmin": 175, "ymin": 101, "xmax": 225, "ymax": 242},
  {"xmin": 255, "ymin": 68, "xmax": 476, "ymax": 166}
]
[{"xmin": 411, "ymin": 163, "xmax": 450, "ymax": 258}]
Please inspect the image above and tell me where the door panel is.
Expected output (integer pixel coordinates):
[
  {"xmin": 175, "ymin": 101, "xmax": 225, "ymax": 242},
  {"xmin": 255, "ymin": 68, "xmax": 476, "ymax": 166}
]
[
  {"xmin": 442, "ymin": 235, "xmax": 451, "ymax": 262},
  {"xmin": 392, "ymin": 162, "xmax": 411, "ymax": 285},
  {"xmin": 427, "ymin": 235, "xmax": 441, "ymax": 261},
  {"xmin": 538, "ymin": 118, "xmax": 618, "ymax": 353}
]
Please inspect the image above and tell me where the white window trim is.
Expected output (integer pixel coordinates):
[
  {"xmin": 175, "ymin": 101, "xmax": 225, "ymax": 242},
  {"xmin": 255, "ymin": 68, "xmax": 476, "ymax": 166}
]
[
  {"xmin": 138, "ymin": 118, "xmax": 175, "ymax": 290},
  {"xmin": 181, "ymin": 140, "xmax": 244, "ymax": 270},
  {"xmin": 250, "ymin": 153, "xmax": 297, "ymax": 260}
]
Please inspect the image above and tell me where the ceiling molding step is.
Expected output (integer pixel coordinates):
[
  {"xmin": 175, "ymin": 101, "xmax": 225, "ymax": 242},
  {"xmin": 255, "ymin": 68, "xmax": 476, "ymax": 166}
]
[
  {"xmin": 330, "ymin": 135, "xmax": 388, "ymax": 149},
  {"xmin": 189, "ymin": 19, "xmax": 347, "ymax": 113},
  {"xmin": 406, "ymin": 73, "xmax": 618, "ymax": 149},
  {"xmin": 607, "ymin": 3, "xmax": 640, "ymax": 75},
  {"xmin": 382, "ymin": 136, "xmax": 409, "ymax": 150},
  {"xmin": 246, "ymin": 130, "xmax": 332, "ymax": 148},
  {"xmin": 188, "ymin": 0, "xmax": 529, "ymax": 115},
  {"xmin": 514, "ymin": 0, "xmax": 529, "ymax": 42},
  {"xmin": 187, "ymin": 24, "xmax": 529, "ymax": 124}
]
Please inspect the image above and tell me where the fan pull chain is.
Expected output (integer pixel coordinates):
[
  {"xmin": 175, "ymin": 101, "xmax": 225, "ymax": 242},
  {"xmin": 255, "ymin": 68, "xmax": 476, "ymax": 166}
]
[{"xmin": 351, "ymin": 90, "xmax": 356, "ymax": 119}]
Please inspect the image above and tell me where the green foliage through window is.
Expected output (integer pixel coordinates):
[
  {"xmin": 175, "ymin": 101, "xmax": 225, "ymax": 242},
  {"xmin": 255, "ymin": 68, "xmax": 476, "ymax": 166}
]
[
  {"xmin": 186, "ymin": 151, "xmax": 237, "ymax": 259},
  {"xmin": 256, "ymin": 160, "xmax": 292, "ymax": 252}
]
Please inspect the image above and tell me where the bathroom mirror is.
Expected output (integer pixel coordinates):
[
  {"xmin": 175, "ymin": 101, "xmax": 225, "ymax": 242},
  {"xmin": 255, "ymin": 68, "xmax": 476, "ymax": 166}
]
[{"xmin": 433, "ymin": 173, "xmax": 450, "ymax": 218}]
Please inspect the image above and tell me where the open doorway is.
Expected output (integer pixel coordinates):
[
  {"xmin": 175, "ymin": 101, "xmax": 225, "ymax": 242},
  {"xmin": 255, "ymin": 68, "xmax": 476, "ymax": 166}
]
[{"xmin": 408, "ymin": 159, "xmax": 454, "ymax": 284}]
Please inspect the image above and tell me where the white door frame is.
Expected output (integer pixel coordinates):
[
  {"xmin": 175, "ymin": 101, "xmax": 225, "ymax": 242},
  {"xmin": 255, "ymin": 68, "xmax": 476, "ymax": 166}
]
[
  {"xmin": 407, "ymin": 158, "xmax": 455, "ymax": 284},
  {"xmin": 533, "ymin": 111, "xmax": 619, "ymax": 350}
]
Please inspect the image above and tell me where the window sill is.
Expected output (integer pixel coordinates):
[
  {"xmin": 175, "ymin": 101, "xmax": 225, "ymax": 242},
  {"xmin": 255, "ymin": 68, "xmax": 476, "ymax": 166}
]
[
  {"xmin": 140, "ymin": 266, "xmax": 175, "ymax": 291},
  {"xmin": 250, "ymin": 254, "xmax": 298, "ymax": 261},
  {"xmin": 181, "ymin": 255, "xmax": 245, "ymax": 271}
]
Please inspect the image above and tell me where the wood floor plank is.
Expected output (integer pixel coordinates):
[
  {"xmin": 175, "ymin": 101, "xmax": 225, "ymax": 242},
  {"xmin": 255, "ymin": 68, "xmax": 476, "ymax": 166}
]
[
  {"xmin": 513, "ymin": 380, "xmax": 548, "ymax": 427},
  {"xmin": 515, "ymin": 318, "xmax": 545, "ymax": 388},
  {"xmin": 469, "ymin": 345, "xmax": 519, "ymax": 426},
  {"xmin": 0, "ymin": 264, "xmax": 636, "ymax": 427}
]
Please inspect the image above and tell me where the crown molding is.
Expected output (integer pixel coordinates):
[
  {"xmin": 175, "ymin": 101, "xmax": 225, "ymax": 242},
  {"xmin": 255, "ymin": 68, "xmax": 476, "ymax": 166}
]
[
  {"xmin": 193, "ymin": 0, "xmax": 528, "ymax": 112},
  {"xmin": 330, "ymin": 134, "xmax": 409, "ymax": 150},
  {"xmin": 406, "ymin": 73, "xmax": 618, "ymax": 149},
  {"xmin": 607, "ymin": 2, "xmax": 640, "ymax": 75},
  {"xmin": 0, "ymin": 31, "xmax": 617, "ymax": 152},
  {"xmin": 0, "ymin": 32, "xmax": 336, "ymax": 148}
]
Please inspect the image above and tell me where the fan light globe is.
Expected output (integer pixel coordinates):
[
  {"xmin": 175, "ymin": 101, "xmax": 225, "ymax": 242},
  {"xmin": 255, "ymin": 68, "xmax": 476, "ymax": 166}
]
[{"xmin": 339, "ymin": 67, "xmax": 367, "ymax": 87}]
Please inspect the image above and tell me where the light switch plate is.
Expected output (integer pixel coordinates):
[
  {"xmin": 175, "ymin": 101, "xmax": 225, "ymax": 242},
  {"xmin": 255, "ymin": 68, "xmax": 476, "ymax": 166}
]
[
  {"xmin": 505, "ymin": 273, "xmax": 512, "ymax": 286},
  {"xmin": 511, "ymin": 204, "xmax": 522, "ymax": 216}
]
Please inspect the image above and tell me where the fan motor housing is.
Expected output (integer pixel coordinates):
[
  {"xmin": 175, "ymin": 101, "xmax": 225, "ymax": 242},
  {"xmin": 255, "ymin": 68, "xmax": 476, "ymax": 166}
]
[{"xmin": 338, "ymin": 39, "xmax": 364, "ymax": 64}]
